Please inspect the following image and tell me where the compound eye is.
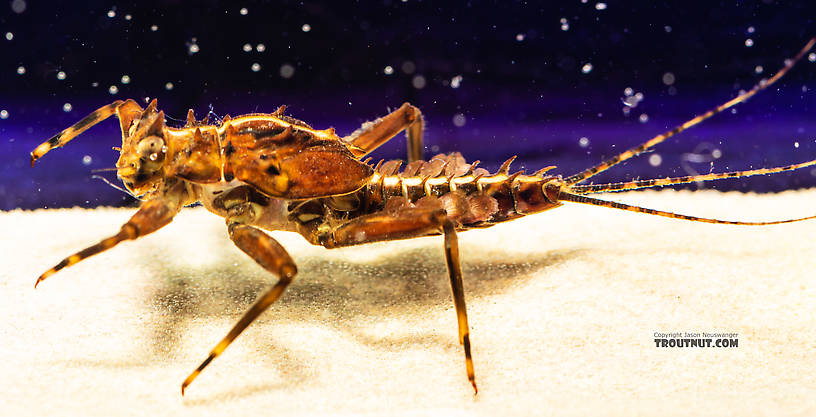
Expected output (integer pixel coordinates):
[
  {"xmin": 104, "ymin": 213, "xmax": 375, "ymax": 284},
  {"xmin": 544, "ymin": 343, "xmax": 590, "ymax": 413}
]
[{"xmin": 137, "ymin": 136, "xmax": 166, "ymax": 162}]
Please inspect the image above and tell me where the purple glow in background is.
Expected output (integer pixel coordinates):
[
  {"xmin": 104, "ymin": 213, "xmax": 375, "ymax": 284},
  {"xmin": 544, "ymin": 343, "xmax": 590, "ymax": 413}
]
[{"xmin": 1, "ymin": 1, "xmax": 816, "ymax": 210}]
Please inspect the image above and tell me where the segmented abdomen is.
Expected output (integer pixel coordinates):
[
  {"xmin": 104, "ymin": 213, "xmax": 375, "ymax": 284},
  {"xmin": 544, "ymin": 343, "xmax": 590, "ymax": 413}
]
[{"xmin": 365, "ymin": 153, "xmax": 563, "ymax": 228}]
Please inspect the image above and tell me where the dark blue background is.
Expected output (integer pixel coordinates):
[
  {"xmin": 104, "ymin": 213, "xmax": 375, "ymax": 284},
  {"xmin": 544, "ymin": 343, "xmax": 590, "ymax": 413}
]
[{"xmin": 2, "ymin": 1, "xmax": 815, "ymax": 209}]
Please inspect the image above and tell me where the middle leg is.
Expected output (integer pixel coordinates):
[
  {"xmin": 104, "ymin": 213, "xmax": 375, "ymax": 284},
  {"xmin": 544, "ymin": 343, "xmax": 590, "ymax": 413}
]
[
  {"xmin": 181, "ymin": 217, "xmax": 297, "ymax": 395},
  {"xmin": 342, "ymin": 102, "xmax": 425, "ymax": 163}
]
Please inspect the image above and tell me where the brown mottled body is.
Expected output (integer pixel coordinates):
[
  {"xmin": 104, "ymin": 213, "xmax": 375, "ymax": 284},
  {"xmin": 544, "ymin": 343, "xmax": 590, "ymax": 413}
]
[{"xmin": 29, "ymin": 38, "xmax": 816, "ymax": 397}]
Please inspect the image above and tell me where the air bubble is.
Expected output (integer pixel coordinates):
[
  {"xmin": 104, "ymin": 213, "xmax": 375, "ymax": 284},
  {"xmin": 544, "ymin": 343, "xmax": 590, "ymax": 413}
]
[
  {"xmin": 515, "ymin": 33, "xmax": 525, "ymax": 41},
  {"xmin": 251, "ymin": 63, "xmax": 261, "ymax": 72},
  {"xmin": 452, "ymin": 113, "xmax": 466, "ymax": 127},
  {"xmin": 188, "ymin": 42, "xmax": 200, "ymax": 54},
  {"xmin": 0, "ymin": 110, "xmax": 8, "ymax": 119},
  {"xmin": 108, "ymin": 85, "xmax": 119, "ymax": 95},
  {"xmin": 242, "ymin": 43, "xmax": 252, "ymax": 52},
  {"xmin": 412, "ymin": 75, "xmax": 426, "ymax": 89},
  {"xmin": 747, "ymin": 26, "xmax": 755, "ymax": 34},
  {"xmin": 648, "ymin": 154, "xmax": 662, "ymax": 167},
  {"xmin": 624, "ymin": 87, "xmax": 634, "ymax": 96},
  {"xmin": 57, "ymin": 71, "xmax": 66, "ymax": 80},
  {"xmin": 451, "ymin": 75, "xmax": 463, "ymax": 89},
  {"xmin": 639, "ymin": 113, "xmax": 649, "ymax": 123},
  {"xmin": 150, "ymin": 25, "xmax": 158, "ymax": 31},
  {"xmin": 795, "ymin": 141, "xmax": 800, "ymax": 148},
  {"xmin": 82, "ymin": 155, "xmax": 92, "ymax": 165},
  {"xmin": 744, "ymin": 38, "xmax": 754, "ymax": 47},
  {"xmin": 578, "ymin": 137, "xmax": 590, "ymax": 148},
  {"xmin": 239, "ymin": 7, "xmax": 248, "ymax": 15},
  {"xmin": 280, "ymin": 63, "xmax": 295, "ymax": 79},
  {"xmin": 401, "ymin": 61, "xmax": 416, "ymax": 74},
  {"xmin": 125, "ymin": 14, "xmax": 132, "ymax": 21},
  {"xmin": 16, "ymin": 66, "xmax": 25, "ymax": 75},
  {"xmin": 384, "ymin": 65, "xmax": 394, "ymax": 75},
  {"xmin": 256, "ymin": 43, "xmax": 265, "ymax": 52},
  {"xmin": 595, "ymin": 2, "xmax": 607, "ymax": 10},
  {"xmin": 4, "ymin": 32, "xmax": 12, "ymax": 41},
  {"xmin": 754, "ymin": 65, "xmax": 763, "ymax": 74},
  {"xmin": 62, "ymin": 103, "xmax": 72, "ymax": 112},
  {"xmin": 662, "ymin": 72, "xmax": 675, "ymax": 85},
  {"xmin": 809, "ymin": 52, "xmax": 816, "ymax": 62},
  {"xmin": 165, "ymin": 82, "xmax": 174, "ymax": 90},
  {"xmin": 302, "ymin": 23, "xmax": 311, "ymax": 32},
  {"xmin": 107, "ymin": 9, "xmax": 115, "ymax": 18},
  {"xmin": 10, "ymin": 0, "xmax": 25, "ymax": 13},
  {"xmin": 121, "ymin": 75, "xmax": 131, "ymax": 84},
  {"xmin": 581, "ymin": 63, "xmax": 593, "ymax": 74}
]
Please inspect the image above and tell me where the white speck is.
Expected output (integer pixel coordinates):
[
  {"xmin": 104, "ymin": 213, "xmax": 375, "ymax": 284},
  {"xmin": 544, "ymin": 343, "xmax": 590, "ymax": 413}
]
[
  {"xmin": 560, "ymin": 17, "xmax": 569, "ymax": 31},
  {"xmin": 795, "ymin": 141, "xmax": 800, "ymax": 148},
  {"xmin": 581, "ymin": 63, "xmax": 593, "ymax": 74},
  {"xmin": 4, "ymin": 32, "xmax": 12, "ymax": 41},
  {"xmin": 82, "ymin": 155, "xmax": 92, "ymax": 165},
  {"xmin": 747, "ymin": 26, "xmax": 755, "ymax": 33},
  {"xmin": 401, "ymin": 61, "xmax": 416, "ymax": 74},
  {"xmin": 648, "ymin": 154, "xmax": 662, "ymax": 167},
  {"xmin": 452, "ymin": 113, "xmax": 466, "ymax": 127},
  {"xmin": 239, "ymin": 7, "xmax": 248, "ymax": 15},
  {"xmin": 595, "ymin": 2, "xmax": 607, "ymax": 10},
  {"xmin": 165, "ymin": 82, "xmax": 174, "ymax": 90},
  {"xmin": 623, "ymin": 96, "xmax": 639, "ymax": 108},
  {"xmin": 664, "ymin": 25, "xmax": 672, "ymax": 33},
  {"xmin": 578, "ymin": 137, "xmax": 590, "ymax": 148},
  {"xmin": 10, "ymin": 0, "xmax": 25, "ymax": 13},
  {"xmin": 412, "ymin": 74, "xmax": 426, "ymax": 89},
  {"xmin": 121, "ymin": 75, "xmax": 131, "ymax": 84},
  {"xmin": 91, "ymin": 82, "xmax": 99, "ymax": 87},
  {"xmin": 16, "ymin": 66, "xmax": 25, "ymax": 75},
  {"xmin": 624, "ymin": 87, "xmax": 633, "ymax": 96},
  {"xmin": 255, "ymin": 43, "xmax": 265, "ymax": 52},
  {"xmin": 125, "ymin": 14, "xmax": 132, "ymax": 21},
  {"xmin": 731, "ymin": 108, "xmax": 737, "ymax": 114},
  {"xmin": 251, "ymin": 63, "xmax": 261, "ymax": 72},
  {"xmin": 62, "ymin": 103, "xmax": 72, "ymax": 112},
  {"xmin": 639, "ymin": 113, "xmax": 649, "ymax": 123},
  {"xmin": 188, "ymin": 42, "xmax": 200, "ymax": 54},
  {"xmin": 302, "ymin": 23, "xmax": 311, "ymax": 32},
  {"xmin": 745, "ymin": 38, "xmax": 754, "ymax": 47},
  {"xmin": 515, "ymin": 33, "xmax": 525, "ymax": 41},
  {"xmin": 0, "ymin": 110, "xmax": 8, "ymax": 119},
  {"xmin": 242, "ymin": 43, "xmax": 252, "ymax": 52},
  {"xmin": 754, "ymin": 65, "xmax": 763, "ymax": 74},
  {"xmin": 383, "ymin": 65, "xmax": 394, "ymax": 75},
  {"xmin": 451, "ymin": 75, "xmax": 463, "ymax": 88},
  {"xmin": 150, "ymin": 25, "xmax": 158, "ymax": 31},
  {"xmin": 107, "ymin": 9, "xmax": 116, "ymax": 18},
  {"xmin": 56, "ymin": 71, "xmax": 66, "ymax": 80},
  {"xmin": 809, "ymin": 52, "xmax": 816, "ymax": 62},
  {"xmin": 662, "ymin": 72, "xmax": 675, "ymax": 85},
  {"xmin": 802, "ymin": 85, "xmax": 808, "ymax": 93},
  {"xmin": 712, "ymin": 149, "xmax": 722, "ymax": 159},
  {"xmin": 108, "ymin": 85, "xmax": 119, "ymax": 95},
  {"xmin": 280, "ymin": 63, "xmax": 295, "ymax": 79}
]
